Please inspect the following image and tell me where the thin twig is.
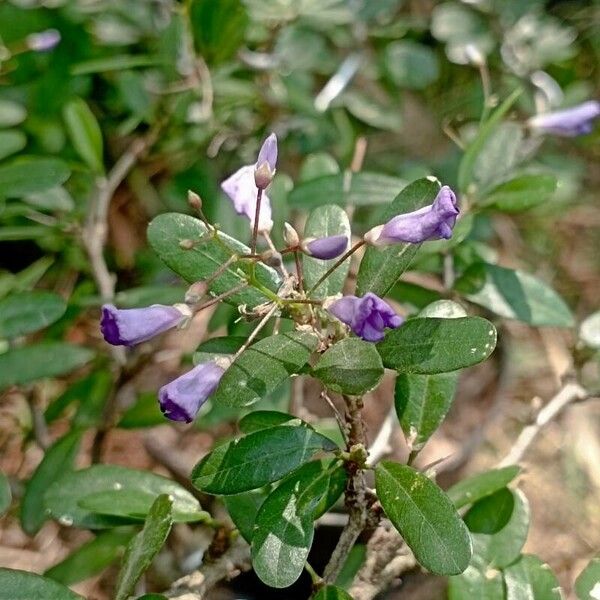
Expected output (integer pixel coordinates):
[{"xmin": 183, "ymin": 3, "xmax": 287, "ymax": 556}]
[
  {"xmin": 366, "ymin": 405, "xmax": 397, "ymax": 467},
  {"xmin": 250, "ymin": 187, "xmax": 263, "ymax": 255},
  {"xmin": 321, "ymin": 390, "xmax": 348, "ymax": 444},
  {"xmin": 233, "ymin": 304, "xmax": 277, "ymax": 360},
  {"xmin": 307, "ymin": 240, "xmax": 365, "ymax": 296}
]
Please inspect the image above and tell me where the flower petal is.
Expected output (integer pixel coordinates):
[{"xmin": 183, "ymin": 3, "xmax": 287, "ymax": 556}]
[{"xmin": 304, "ymin": 235, "xmax": 349, "ymax": 260}]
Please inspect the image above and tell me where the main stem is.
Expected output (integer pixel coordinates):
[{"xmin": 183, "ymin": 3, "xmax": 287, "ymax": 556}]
[
  {"xmin": 250, "ymin": 187, "xmax": 263, "ymax": 255},
  {"xmin": 307, "ymin": 240, "xmax": 365, "ymax": 296}
]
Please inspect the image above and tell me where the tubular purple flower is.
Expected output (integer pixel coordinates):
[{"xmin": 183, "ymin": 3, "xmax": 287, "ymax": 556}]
[
  {"xmin": 255, "ymin": 133, "xmax": 278, "ymax": 190},
  {"xmin": 26, "ymin": 29, "xmax": 61, "ymax": 52},
  {"xmin": 328, "ymin": 292, "xmax": 403, "ymax": 342},
  {"xmin": 101, "ymin": 303, "xmax": 188, "ymax": 347},
  {"xmin": 364, "ymin": 185, "xmax": 459, "ymax": 246},
  {"xmin": 159, "ymin": 361, "xmax": 225, "ymax": 423},
  {"xmin": 303, "ymin": 235, "xmax": 349, "ymax": 260},
  {"xmin": 528, "ymin": 101, "xmax": 600, "ymax": 137},
  {"xmin": 221, "ymin": 165, "xmax": 273, "ymax": 233}
]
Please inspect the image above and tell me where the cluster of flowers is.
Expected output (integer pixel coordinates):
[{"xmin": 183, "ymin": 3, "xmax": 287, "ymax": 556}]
[{"xmin": 101, "ymin": 101, "xmax": 599, "ymax": 423}]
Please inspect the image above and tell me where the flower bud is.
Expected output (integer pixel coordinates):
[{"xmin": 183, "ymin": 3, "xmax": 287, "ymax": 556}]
[
  {"xmin": 26, "ymin": 29, "xmax": 61, "ymax": 52},
  {"xmin": 283, "ymin": 222, "xmax": 300, "ymax": 248},
  {"xmin": 185, "ymin": 281, "xmax": 208, "ymax": 305},
  {"xmin": 188, "ymin": 190, "xmax": 203, "ymax": 211},
  {"xmin": 260, "ymin": 249, "xmax": 283, "ymax": 269},
  {"xmin": 302, "ymin": 235, "xmax": 348, "ymax": 260},
  {"xmin": 254, "ymin": 162, "xmax": 274, "ymax": 190}
]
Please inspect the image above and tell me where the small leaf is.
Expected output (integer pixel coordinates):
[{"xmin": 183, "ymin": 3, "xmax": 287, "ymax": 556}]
[
  {"xmin": 63, "ymin": 98, "xmax": 104, "ymax": 173},
  {"xmin": 117, "ymin": 393, "xmax": 165, "ymax": 429},
  {"xmin": 575, "ymin": 556, "xmax": 600, "ymax": 600},
  {"xmin": 384, "ymin": 41, "xmax": 439, "ymax": 89},
  {"xmin": 356, "ymin": 178, "xmax": 440, "ymax": 297},
  {"xmin": 0, "ymin": 129, "xmax": 27, "ymax": 161},
  {"xmin": 21, "ymin": 430, "xmax": 83, "ymax": 535},
  {"xmin": 0, "ymin": 471, "xmax": 11, "ymax": 516},
  {"xmin": 313, "ymin": 338, "xmax": 384, "ymax": 396},
  {"xmin": 466, "ymin": 488, "xmax": 529, "ymax": 568},
  {"xmin": 147, "ymin": 213, "xmax": 280, "ymax": 309},
  {"xmin": 115, "ymin": 495, "xmax": 173, "ymax": 600},
  {"xmin": 44, "ymin": 465, "xmax": 203, "ymax": 529},
  {"xmin": 314, "ymin": 586, "xmax": 354, "ymax": 600},
  {"xmin": 504, "ymin": 554, "xmax": 562, "ymax": 600},
  {"xmin": 375, "ymin": 461, "xmax": 472, "ymax": 575},
  {"xmin": 395, "ymin": 372, "xmax": 458, "ymax": 450},
  {"xmin": 224, "ymin": 489, "xmax": 269, "ymax": 542},
  {"xmin": 447, "ymin": 466, "xmax": 521, "ymax": 509},
  {"xmin": 482, "ymin": 173, "xmax": 557, "ymax": 212},
  {"xmin": 418, "ymin": 300, "xmax": 467, "ymax": 319},
  {"xmin": 192, "ymin": 425, "xmax": 337, "ymax": 495},
  {"xmin": 455, "ymin": 262, "xmax": 574, "ymax": 327},
  {"xmin": 288, "ymin": 171, "xmax": 405, "ymax": 210},
  {"xmin": 251, "ymin": 460, "xmax": 346, "ymax": 588},
  {"xmin": 303, "ymin": 204, "xmax": 351, "ymax": 299},
  {"xmin": 211, "ymin": 331, "xmax": 318, "ymax": 408},
  {"xmin": 448, "ymin": 562, "xmax": 504, "ymax": 599},
  {"xmin": 377, "ymin": 317, "xmax": 497, "ymax": 374},
  {"xmin": 45, "ymin": 528, "xmax": 135, "ymax": 585},
  {"xmin": 239, "ymin": 411, "xmax": 301, "ymax": 434},
  {"xmin": 0, "ymin": 157, "xmax": 70, "ymax": 197},
  {"xmin": 0, "ymin": 291, "xmax": 66, "ymax": 339},
  {"xmin": 24, "ymin": 186, "xmax": 75, "ymax": 212},
  {"xmin": 0, "ymin": 569, "xmax": 83, "ymax": 599},
  {"xmin": 0, "ymin": 343, "xmax": 94, "ymax": 390},
  {"xmin": 193, "ymin": 335, "xmax": 246, "ymax": 363},
  {"xmin": 0, "ymin": 99, "xmax": 27, "ymax": 127}
]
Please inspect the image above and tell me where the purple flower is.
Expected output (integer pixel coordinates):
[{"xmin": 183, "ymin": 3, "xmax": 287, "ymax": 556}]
[
  {"xmin": 26, "ymin": 29, "xmax": 61, "ymax": 52},
  {"xmin": 364, "ymin": 186, "xmax": 459, "ymax": 246},
  {"xmin": 303, "ymin": 235, "xmax": 349, "ymax": 260},
  {"xmin": 528, "ymin": 101, "xmax": 600, "ymax": 137},
  {"xmin": 328, "ymin": 292, "xmax": 403, "ymax": 342},
  {"xmin": 221, "ymin": 165, "xmax": 273, "ymax": 233},
  {"xmin": 159, "ymin": 361, "xmax": 225, "ymax": 423},
  {"xmin": 255, "ymin": 132, "xmax": 278, "ymax": 190},
  {"xmin": 101, "ymin": 304, "xmax": 186, "ymax": 347}
]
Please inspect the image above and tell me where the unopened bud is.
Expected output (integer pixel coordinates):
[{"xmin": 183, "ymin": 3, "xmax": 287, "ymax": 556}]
[
  {"xmin": 260, "ymin": 249, "xmax": 283, "ymax": 269},
  {"xmin": 188, "ymin": 190, "xmax": 203, "ymax": 211},
  {"xmin": 283, "ymin": 222, "xmax": 300, "ymax": 248},
  {"xmin": 254, "ymin": 162, "xmax": 274, "ymax": 190},
  {"xmin": 464, "ymin": 43, "xmax": 485, "ymax": 67},
  {"xmin": 179, "ymin": 239, "xmax": 195, "ymax": 250},
  {"xmin": 185, "ymin": 281, "xmax": 208, "ymax": 304},
  {"xmin": 26, "ymin": 29, "xmax": 61, "ymax": 52}
]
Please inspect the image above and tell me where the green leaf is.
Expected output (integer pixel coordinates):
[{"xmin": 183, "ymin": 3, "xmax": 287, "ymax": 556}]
[
  {"xmin": 0, "ymin": 343, "xmax": 94, "ymax": 390},
  {"xmin": 394, "ymin": 372, "xmax": 458, "ymax": 450},
  {"xmin": 21, "ymin": 430, "xmax": 83, "ymax": 535},
  {"xmin": 189, "ymin": 0, "xmax": 249, "ymax": 64},
  {"xmin": 0, "ymin": 129, "xmax": 27, "ymax": 161},
  {"xmin": 211, "ymin": 331, "xmax": 318, "ymax": 408},
  {"xmin": 0, "ymin": 100, "xmax": 26, "ymax": 127},
  {"xmin": 45, "ymin": 528, "xmax": 135, "ymax": 585},
  {"xmin": 239, "ymin": 411, "xmax": 301, "ymax": 434},
  {"xmin": 455, "ymin": 263, "xmax": 574, "ymax": 327},
  {"xmin": 251, "ymin": 460, "xmax": 346, "ymax": 588},
  {"xmin": 447, "ymin": 466, "xmax": 521, "ymax": 509},
  {"xmin": 299, "ymin": 153, "xmax": 340, "ymax": 181},
  {"xmin": 466, "ymin": 488, "xmax": 529, "ymax": 568},
  {"xmin": 0, "ymin": 568, "xmax": 83, "ymax": 599},
  {"xmin": 115, "ymin": 495, "xmax": 173, "ymax": 600},
  {"xmin": 0, "ymin": 157, "xmax": 70, "ymax": 197},
  {"xmin": 303, "ymin": 204, "xmax": 351, "ymax": 299},
  {"xmin": 356, "ymin": 178, "xmax": 440, "ymax": 297},
  {"xmin": 313, "ymin": 338, "xmax": 384, "ymax": 396},
  {"xmin": 192, "ymin": 425, "xmax": 337, "ymax": 495},
  {"xmin": 0, "ymin": 471, "xmax": 11, "ymax": 516},
  {"xmin": 482, "ymin": 173, "xmax": 557, "ymax": 212},
  {"xmin": 147, "ymin": 213, "xmax": 280, "ymax": 309},
  {"xmin": 504, "ymin": 554, "xmax": 562, "ymax": 600},
  {"xmin": 458, "ymin": 88, "xmax": 522, "ymax": 193},
  {"xmin": 63, "ymin": 98, "xmax": 104, "ymax": 173},
  {"xmin": 24, "ymin": 187, "xmax": 75, "ymax": 212},
  {"xmin": 314, "ymin": 586, "xmax": 353, "ymax": 600},
  {"xmin": 288, "ymin": 171, "xmax": 405, "ymax": 210},
  {"xmin": 418, "ymin": 299, "xmax": 467, "ymax": 319},
  {"xmin": 193, "ymin": 336, "xmax": 246, "ymax": 363},
  {"xmin": 78, "ymin": 488, "xmax": 208, "ymax": 523},
  {"xmin": 376, "ymin": 317, "xmax": 497, "ymax": 374},
  {"xmin": 223, "ymin": 488, "xmax": 269, "ymax": 542},
  {"xmin": 575, "ymin": 556, "xmax": 600, "ymax": 600},
  {"xmin": 448, "ymin": 562, "xmax": 504, "ymax": 599},
  {"xmin": 117, "ymin": 393, "xmax": 165, "ymax": 429},
  {"xmin": 384, "ymin": 41, "xmax": 439, "ymax": 89},
  {"xmin": 44, "ymin": 465, "xmax": 203, "ymax": 529},
  {"xmin": 375, "ymin": 461, "xmax": 472, "ymax": 575},
  {"xmin": 0, "ymin": 291, "xmax": 66, "ymax": 339}
]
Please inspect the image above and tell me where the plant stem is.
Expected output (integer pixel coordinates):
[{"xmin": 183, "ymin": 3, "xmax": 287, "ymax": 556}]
[
  {"xmin": 307, "ymin": 240, "xmax": 365, "ymax": 296},
  {"xmin": 193, "ymin": 282, "xmax": 248, "ymax": 312},
  {"xmin": 233, "ymin": 304, "xmax": 278, "ymax": 360},
  {"xmin": 294, "ymin": 250, "xmax": 304, "ymax": 293},
  {"xmin": 250, "ymin": 187, "xmax": 263, "ymax": 255}
]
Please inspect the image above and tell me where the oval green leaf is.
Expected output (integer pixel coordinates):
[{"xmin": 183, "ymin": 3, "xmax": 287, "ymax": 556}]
[
  {"xmin": 447, "ymin": 466, "xmax": 521, "ymax": 509},
  {"xmin": 0, "ymin": 568, "xmax": 83, "ymax": 599},
  {"xmin": 575, "ymin": 556, "xmax": 600, "ymax": 600},
  {"xmin": 482, "ymin": 173, "xmax": 557, "ymax": 212},
  {"xmin": 63, "ymin": 98, "xmax": 104, "ymax": 173},
  {"xmin": 448, "ymin": 562, "xmax": 504, "ymax": 600},
  {"xmin": 314, "ymin": 586, "xmax": 354, "ymax": 600},
  {"xmin": 0, "ymin": 129, "xmax": 27, "ymax": 161},
  {"xmin": 0, "ymin": 157, "xmax": 70, "ymax": 197},
  {"xmin": 504, "ymin": 554, "xmax": 562, "ymax": 600},
  {"xmin": 192, "ymin": 425, "xmax": 338, "ymax": 495},
  {"xmin": 0, "ymin": 291, "xmax": 67, "ymax": 339},
  {"xmin": 0, "ymin": 471, "xmax": 11, "ymax": 517},
  {"xmin": 375, "ymin": 461, "xmax": 472, "ymax": 575},
  {"xmin": 238, "ymin": 410, "xmax": 301, "ymax": 434},
  {"xmin": 313, "ymin": 338, "xmax": 384, "ymax": 396},
  {"xmin": 377, "ymin": 317, "xmax": 497, "ymax": 374}
]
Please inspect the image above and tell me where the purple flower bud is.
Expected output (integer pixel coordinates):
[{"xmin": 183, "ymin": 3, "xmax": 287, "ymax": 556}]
[
  {"xmin": 528, "ymin": 100, "xmax": 600, "ymax": 137},
  {"xmin": 364, "ymin": 186, "xmax": 459, "ymax": 246},
  {"xmin": 159, "ymin": 361, "xmax": 225, "ymax": 423},
  {"xmin": 101, "ymin": 303, "xmax": 186, "ymax": 347},
  {"xmin": 26, "ymin": 29, "xmax": 61, "ymax": 52},
  {"xmin": 256, "ymin": 133, "xmax": 278, "ymax": 172},
  {"xmin": 303, "ymin": 235, "xmax": 349, "ymax": 260},
  {"xmin": 328, "ymin": 292, "xmax": 403, "ymax": 342},
  {"xmin": 221, "ymin": 165, "xmax": 273, "ymax": 233}
]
